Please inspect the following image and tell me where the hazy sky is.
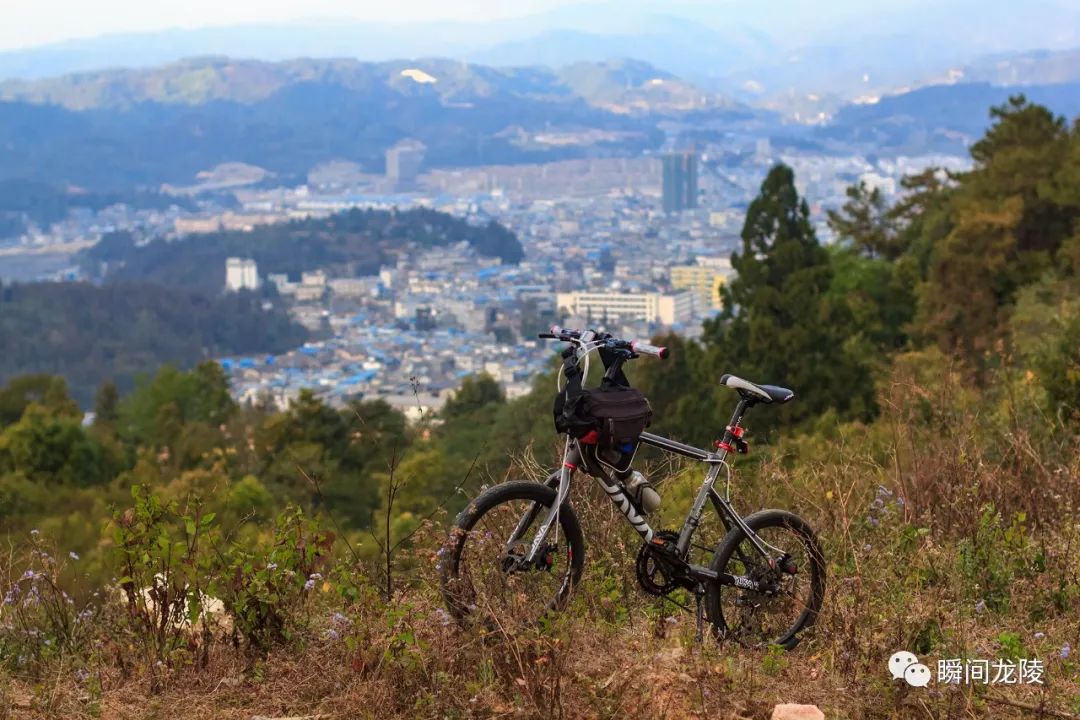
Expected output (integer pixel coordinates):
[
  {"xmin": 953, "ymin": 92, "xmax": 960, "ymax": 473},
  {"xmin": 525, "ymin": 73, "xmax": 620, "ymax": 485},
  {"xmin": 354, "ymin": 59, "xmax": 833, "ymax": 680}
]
[{"xmin": 2, "ymin": 0, "xmax": 574, "ymax": 51}]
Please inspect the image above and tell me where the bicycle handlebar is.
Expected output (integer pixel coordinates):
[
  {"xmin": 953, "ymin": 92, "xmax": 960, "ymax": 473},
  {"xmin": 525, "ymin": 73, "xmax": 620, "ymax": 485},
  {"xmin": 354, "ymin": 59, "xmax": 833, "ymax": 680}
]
[
  {"xmin": 630, "ymin": 340, "xmax": 670, "ymax": 360},
  {"xmin": 539, "ymin": 325, "xmax": 669, "ymax": 360}
]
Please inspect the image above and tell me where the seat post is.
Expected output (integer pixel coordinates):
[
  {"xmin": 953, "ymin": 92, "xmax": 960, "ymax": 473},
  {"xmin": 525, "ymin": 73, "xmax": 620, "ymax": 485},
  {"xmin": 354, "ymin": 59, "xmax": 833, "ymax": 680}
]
[{"xmin": 716, "ymin": 399, "xmax": 750, "ymax": 451}]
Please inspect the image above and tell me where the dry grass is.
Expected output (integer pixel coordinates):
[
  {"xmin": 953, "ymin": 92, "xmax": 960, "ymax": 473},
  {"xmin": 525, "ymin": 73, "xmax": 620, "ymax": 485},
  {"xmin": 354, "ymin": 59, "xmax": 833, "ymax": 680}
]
[{"xmin": 2, "ymin": 355, "xmax": 1079, "ymax": 719}]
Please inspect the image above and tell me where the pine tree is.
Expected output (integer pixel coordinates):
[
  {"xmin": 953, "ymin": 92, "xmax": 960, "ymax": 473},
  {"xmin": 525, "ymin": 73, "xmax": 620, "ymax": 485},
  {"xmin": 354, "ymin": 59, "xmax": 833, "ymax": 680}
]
[
  {"xmin": 827, "ymin": 181, "xmax": 902, "ymax": 260},
  {"xmin": 915, "ymin": 96, "xmax": 1075, "ymax": 361},
  {"xmin": 704, "ymin": 164, "xmax": 875, "ymax": 431}
]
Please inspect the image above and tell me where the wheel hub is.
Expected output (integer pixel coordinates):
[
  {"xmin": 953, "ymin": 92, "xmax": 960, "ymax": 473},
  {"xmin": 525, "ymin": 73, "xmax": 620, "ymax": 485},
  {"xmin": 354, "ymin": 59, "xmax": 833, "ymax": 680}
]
[{"xmin": 501, "ymin": 543, "xmax": 558, "ymax": 573}]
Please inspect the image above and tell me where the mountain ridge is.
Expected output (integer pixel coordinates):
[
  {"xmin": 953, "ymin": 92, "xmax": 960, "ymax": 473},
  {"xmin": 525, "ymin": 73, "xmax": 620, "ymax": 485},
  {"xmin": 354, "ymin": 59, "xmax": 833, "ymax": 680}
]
[{"xmin": 0, "ymin": 56, "xmax": 744, "ymax": 115}]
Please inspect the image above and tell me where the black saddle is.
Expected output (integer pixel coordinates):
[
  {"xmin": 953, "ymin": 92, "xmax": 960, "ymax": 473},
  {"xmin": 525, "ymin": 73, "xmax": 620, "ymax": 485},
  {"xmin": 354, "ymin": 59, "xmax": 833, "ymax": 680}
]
[{"xmin": 720, "ymin": 374, "xmax": 795, "ymax": 404}]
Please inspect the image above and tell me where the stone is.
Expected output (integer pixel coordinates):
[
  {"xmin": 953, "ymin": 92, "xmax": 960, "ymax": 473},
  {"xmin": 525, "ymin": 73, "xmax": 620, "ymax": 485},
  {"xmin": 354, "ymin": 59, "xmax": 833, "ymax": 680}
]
[{"xmin": 771, "ymin": 704, "xmax": 825, "ymax": 720}]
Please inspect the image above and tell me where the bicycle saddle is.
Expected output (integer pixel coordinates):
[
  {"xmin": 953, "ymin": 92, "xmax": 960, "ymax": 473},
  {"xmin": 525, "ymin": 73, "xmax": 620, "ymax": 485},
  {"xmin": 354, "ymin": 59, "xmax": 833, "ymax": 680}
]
[{"xmin": 720, "ymin": 374, "xmax": 795, "ymax": 404}]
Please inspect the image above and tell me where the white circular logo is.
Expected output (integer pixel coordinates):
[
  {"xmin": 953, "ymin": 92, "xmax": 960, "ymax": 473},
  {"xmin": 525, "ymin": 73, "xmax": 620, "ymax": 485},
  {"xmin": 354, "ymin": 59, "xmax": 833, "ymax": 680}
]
[
  {"xmin": 888, "ymin": 650, "xmax": 919, "ymax": 680},
  {"xmin": 904, "ymin": 663, "xmax": 932, "ymax": 687}
]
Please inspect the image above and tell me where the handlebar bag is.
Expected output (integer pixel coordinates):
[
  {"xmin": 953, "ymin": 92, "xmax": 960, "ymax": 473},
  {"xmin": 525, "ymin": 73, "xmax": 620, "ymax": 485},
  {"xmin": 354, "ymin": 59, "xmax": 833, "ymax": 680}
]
[
  {"xmin": 582, "ymin": 386, "xmax": 653, "ymax": 448},
  {"xmin": 551, "ymin": 348, "xmax": 651, "ymax": 448},
  {"xmin": 554, "ymin": 381, "xmax": 652, "ymax": 446}
]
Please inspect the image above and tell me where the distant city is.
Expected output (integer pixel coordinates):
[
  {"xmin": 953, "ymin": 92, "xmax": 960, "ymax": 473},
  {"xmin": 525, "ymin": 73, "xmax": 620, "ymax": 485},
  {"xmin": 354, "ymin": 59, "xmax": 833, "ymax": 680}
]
[{"xmin": 0, "ymin": 124, "xmax": 973, "ymax": 415}]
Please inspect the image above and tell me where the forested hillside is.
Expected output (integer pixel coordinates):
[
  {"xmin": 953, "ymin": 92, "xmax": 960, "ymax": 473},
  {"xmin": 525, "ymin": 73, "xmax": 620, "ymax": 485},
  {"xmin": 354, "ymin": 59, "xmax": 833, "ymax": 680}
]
[
  {"xmin": 1, "ymin": 96, "xmax": 1078, "ymax": 718},
  {"xmin": 0, "ymin": 282, "xmax": 307, "ymax": 406},
  {"xmin": 82, "ymin": 206, "xmax": 524, "ymax": 292}
]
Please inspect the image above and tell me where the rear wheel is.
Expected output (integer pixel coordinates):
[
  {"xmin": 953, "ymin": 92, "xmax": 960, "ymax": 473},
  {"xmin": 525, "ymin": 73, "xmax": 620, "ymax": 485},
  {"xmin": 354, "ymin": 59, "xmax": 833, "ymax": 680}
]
[
  {"xmin": 706, "ymin": 509, "xmax": 825, "ymax": 650},
  {"xmin": 440, "ymin": 481, "xmax": 585, "ymax": 629}
]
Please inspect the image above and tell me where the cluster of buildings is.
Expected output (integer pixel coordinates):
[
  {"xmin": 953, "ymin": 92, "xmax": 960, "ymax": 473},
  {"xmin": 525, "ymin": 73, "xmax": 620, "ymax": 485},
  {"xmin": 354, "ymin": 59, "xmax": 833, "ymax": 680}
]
[
  {"xmin": 214, "ymin": 191, "xmax": 740, "ymax": 412},
  {"xmin": 4, "ymin": 130, "xmax": 973, "ymax": 415}
]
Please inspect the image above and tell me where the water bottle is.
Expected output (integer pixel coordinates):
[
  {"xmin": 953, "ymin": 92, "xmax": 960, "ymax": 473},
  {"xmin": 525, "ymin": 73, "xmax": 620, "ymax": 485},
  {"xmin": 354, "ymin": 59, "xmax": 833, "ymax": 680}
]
[{"xmin": 625, "ymin": 470, "xmax": 661, "ymax": 515}]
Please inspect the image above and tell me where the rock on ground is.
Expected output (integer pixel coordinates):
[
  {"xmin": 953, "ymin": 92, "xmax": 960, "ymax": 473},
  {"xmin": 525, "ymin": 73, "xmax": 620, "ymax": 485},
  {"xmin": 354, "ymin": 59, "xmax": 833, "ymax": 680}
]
[{"xmin": 771, "ymin": 704, "xmax": 825, "ymax": 720}]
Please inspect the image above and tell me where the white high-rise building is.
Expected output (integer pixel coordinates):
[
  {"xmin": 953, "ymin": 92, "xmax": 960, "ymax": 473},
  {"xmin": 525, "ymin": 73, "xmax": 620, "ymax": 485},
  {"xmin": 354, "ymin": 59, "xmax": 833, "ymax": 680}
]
[
  {"xmin": 556, "ymin": 291, "xmax": 694, "ymax": 326},
  {"xmin": 225, "ymin": 257, "xmax": 259, "ymax": 292}
]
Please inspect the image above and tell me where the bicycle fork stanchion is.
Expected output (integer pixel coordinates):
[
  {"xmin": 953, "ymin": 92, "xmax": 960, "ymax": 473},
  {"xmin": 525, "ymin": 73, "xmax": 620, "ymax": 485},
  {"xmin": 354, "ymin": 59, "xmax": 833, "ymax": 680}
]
[{"xmin": 524, "ymin": 437, "xmax": 576, "ymax": 563}]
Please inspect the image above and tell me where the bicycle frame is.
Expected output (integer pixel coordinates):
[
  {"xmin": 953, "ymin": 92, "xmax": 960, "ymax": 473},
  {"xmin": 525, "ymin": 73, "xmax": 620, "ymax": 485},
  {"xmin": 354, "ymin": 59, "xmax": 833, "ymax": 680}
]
[
  {"xmin": 503, "ymin": 330, "xmax": 788, "ymax": 594},
  {"xmin": 515, "ymin": 397, "xmax": 784, "ymax": 593}
]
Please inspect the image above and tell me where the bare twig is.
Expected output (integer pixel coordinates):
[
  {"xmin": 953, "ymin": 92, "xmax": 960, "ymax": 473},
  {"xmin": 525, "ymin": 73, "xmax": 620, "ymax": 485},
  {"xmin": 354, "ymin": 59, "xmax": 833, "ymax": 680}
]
[
  {"xmin": 389, "ymin": 448, "xmax": 483, "ymax": 553},
  {"xmin": 295, "ymin": 463, "xmax": 362, "ymax": 566},
  {"xmin": 984, "ymin": 692, "xmax": 1079, "ymax": 720}
]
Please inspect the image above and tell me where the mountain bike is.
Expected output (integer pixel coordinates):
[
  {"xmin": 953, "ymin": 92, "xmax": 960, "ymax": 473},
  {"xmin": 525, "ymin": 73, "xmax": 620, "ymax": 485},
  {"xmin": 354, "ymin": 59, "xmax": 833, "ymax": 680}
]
[{"xmin": 440, "ymin": 327, "xmax": 825, "ymax": 648}]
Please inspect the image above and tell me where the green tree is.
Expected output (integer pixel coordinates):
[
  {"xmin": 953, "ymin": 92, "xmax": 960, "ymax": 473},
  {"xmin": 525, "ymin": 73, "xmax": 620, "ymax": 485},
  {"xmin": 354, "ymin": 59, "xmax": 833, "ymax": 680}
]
[
  {"xmin": 704, "ymin": 164, "xmax": 876, "ymax": 432},
  {"xmin": 966, "ymin": 95, "xmax": 1072, "ymax": 262},
  {"xmin": 917, "ymin": 198, "xmax": 1022, "ymax": 358},
  {"xmin": 442, "ymin": 373, "xmax": 505, "ymax": 420},
  {"xmin": 119, "ymin": 363, "xmax": 236, "ymax": 448},
  {"xmin": 0, "ymin": 375, "xmax": 80, "ymax": 427},
  {"xmin": 914, "ymin": 98, "xmax": 1075, "ymax": 362},
  {"xmin": 94, "ymin": 381, "xmax": 120, "ymax": 425},
  {"xmin": 827, "ymin": 181, "xmax": 903, "ymax": 260},
  {"xmin": 0, "ymin": 405, "xmax": 107, "ymax": 486},
  {"xmin": 254, "ymin": 391, "xmax": 393, "ymax": 528}
]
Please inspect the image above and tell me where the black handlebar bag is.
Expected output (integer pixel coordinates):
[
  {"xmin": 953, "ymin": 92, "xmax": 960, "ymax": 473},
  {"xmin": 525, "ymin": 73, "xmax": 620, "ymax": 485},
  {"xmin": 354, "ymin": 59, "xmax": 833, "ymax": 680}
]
[
  {"xmin": 553, "ymin": 348, "xmax": 653, "ymax": 472},
  {"xmin": 581, "ymin": 386, "xmax": 653, "ymax": 449}
]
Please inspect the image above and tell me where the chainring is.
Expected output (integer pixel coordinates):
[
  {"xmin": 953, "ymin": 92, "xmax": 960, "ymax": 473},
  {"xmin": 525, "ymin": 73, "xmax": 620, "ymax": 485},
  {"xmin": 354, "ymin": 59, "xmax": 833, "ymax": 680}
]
[{"xmin": 635, "ymin": 530, "xmax": 683, "ymax": 596}]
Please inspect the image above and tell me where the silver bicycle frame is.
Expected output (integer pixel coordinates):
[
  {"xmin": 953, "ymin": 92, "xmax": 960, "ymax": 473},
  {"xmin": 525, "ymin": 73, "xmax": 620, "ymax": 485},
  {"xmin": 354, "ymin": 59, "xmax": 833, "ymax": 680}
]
[
  {"xmin": 515, "ymin": 335, "xmax": 783, "ymax": 567},
  {"xmin": 518, "ymin": 411, "xmax": 783, "ymax": 566}
]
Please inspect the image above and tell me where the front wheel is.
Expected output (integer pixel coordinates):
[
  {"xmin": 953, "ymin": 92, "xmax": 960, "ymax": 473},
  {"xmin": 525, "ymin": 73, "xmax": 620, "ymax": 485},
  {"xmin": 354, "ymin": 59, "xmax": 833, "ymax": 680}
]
[
  {"xmin": 440, "ymin": 481, "xmax": 585, "ymax": 629},
  {"xmin": 706, "ymin": 509, "xmax": 825, "ymax": 650}
]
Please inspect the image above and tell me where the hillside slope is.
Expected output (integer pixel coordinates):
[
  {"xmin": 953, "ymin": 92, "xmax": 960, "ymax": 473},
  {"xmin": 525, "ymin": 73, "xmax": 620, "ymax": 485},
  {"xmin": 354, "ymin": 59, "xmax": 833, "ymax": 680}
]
[
  {"xmin": 0, "ymin": 281, "xmax": 307, "ymax": 405},
  {"xmin": 81, "ymin": 206, "xmax": 524, "ymax": 293}
]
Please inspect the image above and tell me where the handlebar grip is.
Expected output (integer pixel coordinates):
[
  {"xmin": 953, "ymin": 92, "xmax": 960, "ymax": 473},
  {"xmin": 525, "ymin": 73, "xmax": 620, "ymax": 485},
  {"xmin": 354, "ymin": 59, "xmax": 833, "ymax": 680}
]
[
  {"xmin": 548, "ymin": 325, "xmax": 585, "ymax": 339},
  {"xmin": 631, "ymin": 340, "xmax": 670, "ymax": 360},
  {"xmin": 537, "ymin": 333, "xmax": 557, "ymax": 339}
]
